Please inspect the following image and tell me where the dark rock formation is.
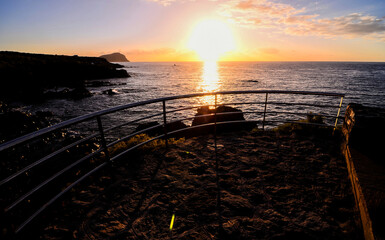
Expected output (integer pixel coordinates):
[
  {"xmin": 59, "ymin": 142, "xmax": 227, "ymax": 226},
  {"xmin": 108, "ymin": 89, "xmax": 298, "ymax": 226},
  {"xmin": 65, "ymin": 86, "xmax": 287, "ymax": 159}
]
[
  {"xmin": 85, "ymin": 80, "xmax": 127, "ymax": 88},
  {"xmin": 44, "ymin": 87, "xmax": 92, "ymax": 100},
  {"xmin": 0, "ymin": 51, "xmax": 129, "ymax": 102},
  {"xmin": 191, "ymin": 105, "xmax": 256, "ymax": 134},
  {"xmin": 69, "ymin": 87, "xmax": 93, "ymax": 99},
  {"xmin": 99, "ymin": 52, "xmax": 129, "ymax": 62},
  {"xmin": 0, "ymin": 102, "xmax": 53, "ymax": 143},
  {"xmin": 192, "ymin": 105, "xmax": 245, "ymax": 126},
  {"xmin": 102, "ymin": 89, "xmax": 118, "ymax": 95}
]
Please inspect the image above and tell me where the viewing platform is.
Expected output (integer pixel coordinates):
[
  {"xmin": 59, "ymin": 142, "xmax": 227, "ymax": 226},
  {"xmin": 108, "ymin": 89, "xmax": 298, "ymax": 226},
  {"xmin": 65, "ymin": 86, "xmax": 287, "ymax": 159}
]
[{"xmin": 2, "ymin": 90, "xmax": 383, "ymax": 239}]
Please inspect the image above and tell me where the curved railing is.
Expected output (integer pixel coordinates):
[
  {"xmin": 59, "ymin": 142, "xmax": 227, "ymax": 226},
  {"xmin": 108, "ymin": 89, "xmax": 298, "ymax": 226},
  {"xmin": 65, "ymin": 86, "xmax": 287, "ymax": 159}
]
[{"xmin": 0, "ymin": 90, "xmax": 344, "ymax": 235}]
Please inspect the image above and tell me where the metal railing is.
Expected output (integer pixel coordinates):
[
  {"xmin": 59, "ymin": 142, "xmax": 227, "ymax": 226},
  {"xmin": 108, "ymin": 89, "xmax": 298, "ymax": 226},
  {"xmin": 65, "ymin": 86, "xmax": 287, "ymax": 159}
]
[{"xmin": 0, "ymin": 90, "xmax": 344, "ymax": 235}]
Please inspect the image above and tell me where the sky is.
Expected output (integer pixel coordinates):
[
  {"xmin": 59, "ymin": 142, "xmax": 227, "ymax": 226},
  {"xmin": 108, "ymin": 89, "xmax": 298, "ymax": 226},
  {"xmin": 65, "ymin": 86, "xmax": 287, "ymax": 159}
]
[{"xmin": 0, "ymin": 0, "xmax": 385, "ymax": 61}]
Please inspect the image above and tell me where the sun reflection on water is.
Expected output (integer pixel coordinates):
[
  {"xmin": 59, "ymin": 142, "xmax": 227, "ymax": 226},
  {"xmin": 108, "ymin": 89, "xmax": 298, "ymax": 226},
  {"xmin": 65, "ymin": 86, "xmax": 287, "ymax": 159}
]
[
  {"xmin": 201, "ymin": 61, "xmax": 220, "ymax": 92},
  {"xmin": 197, "ymin": 61, "xmax": 222, "ymax": 106}
]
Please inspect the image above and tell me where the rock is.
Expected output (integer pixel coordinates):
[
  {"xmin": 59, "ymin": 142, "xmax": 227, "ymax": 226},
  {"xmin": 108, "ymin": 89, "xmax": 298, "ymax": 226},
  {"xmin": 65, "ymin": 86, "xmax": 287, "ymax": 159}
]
[
  {"xmin": 134, "ymin": 121, "xmax": 188, "ymax": 138},
  {"xmin": 69, "ymin": 87, "xmax": 92, "ymax": 99},
  {"xmin": 191, "ymin": 105, "xmax": 256, "ymax": 134},
  {"xmin": 102, "ymin": 89, "xmax": 118, "ymax": 95},
  {"xmin": 165, "ymin": 120, "xmax": 189, "ymax": 138},
  {"xmin": 85, "ymin": 80, "xmax": 113, "ymax": 87},
  {"xmin": 0, "ymin": 108, "xmax": 52, "ymax": 143},
  {"xmin": 135, "ymin": 121, "xmax": 160, "ymax": 136},
  {"xmin": 192, "ymin": 105, "xmax": 245, "ymax": 126},
  {"xmin": 99, "ymin": 52, "xmax": 129, "ymax": 62},
  {"xmin": 44, "ymin": 87, "xmax": 92, "ymax": 100}
]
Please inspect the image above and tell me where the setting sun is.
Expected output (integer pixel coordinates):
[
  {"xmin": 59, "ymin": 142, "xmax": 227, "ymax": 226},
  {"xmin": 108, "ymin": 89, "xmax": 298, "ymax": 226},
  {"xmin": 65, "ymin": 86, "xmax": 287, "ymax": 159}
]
[{"xmin": 188, "ymin": 19, "xmax": 235, "ymax": 62}]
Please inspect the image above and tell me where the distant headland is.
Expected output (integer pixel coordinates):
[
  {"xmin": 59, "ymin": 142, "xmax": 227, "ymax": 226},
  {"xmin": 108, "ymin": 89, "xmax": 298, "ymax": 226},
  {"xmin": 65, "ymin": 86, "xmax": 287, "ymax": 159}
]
[
  {"xmin": 99, "ymin": 52, "xmax": 129, "ymax": 62},
  {"xmin": 0, "ymin": 51, "xmax": 129, "ymax": 102}
]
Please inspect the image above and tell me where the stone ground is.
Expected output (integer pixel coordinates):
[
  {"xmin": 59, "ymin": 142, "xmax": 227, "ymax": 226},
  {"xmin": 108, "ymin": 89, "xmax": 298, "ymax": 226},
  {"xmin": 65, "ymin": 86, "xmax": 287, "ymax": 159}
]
[{"xmin": 36, "ymin": 130, "xmax": 361, "ymax": 239}]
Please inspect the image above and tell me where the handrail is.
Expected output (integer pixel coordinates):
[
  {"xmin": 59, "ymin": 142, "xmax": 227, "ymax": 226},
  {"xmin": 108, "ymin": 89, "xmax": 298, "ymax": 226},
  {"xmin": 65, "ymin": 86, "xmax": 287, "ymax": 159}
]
[
  {"xmin": 0, "ymin": 90, "xmax": 344, "ymax": 151},
  {"xmin": 0, "ymin": 90, "xmax": 345, "ymax": 235}
]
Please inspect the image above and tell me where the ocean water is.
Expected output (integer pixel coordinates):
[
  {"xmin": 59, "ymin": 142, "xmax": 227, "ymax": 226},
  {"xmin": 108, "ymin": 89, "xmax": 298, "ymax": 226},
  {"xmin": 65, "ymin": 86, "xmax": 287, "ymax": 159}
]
[{"xmin": 21, "ymin": 61, "xmax": 385, "ymax": 133}]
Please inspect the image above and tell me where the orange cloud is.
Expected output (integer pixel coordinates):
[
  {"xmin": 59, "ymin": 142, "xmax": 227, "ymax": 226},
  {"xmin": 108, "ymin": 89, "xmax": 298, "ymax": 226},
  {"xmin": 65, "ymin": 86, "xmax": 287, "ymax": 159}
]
[
  {"xmin": 284, "ymin": 13, "xmax": 385, "ymax": 40},
  {"xmin": 219, "ymin": 0, "xmax": 385, "ymax": 42}
]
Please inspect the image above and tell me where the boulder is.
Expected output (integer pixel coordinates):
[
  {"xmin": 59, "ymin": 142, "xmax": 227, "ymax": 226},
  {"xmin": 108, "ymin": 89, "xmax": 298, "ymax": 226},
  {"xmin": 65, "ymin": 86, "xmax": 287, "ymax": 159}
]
[
  {"xmin": 192, "ymin": 105, "xmax": 245, "ymax": 126},
  {"xmin": 69, "ymin": 87, "xmax": 93, "ymax": 99},
  {"xmin": 191, "ymin": 105, "xmax": 255, "ymax": 134},
  {"xmin": 102, "ymin": 89, "xmax": 118, "ymax": 95}
]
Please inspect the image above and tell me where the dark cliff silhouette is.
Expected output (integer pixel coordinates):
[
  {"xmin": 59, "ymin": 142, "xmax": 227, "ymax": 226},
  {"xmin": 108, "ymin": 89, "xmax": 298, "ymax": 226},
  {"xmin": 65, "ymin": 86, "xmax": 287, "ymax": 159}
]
[
  {"xmin": 0, "ymin": 51, "xmax": 129, "ymax": 102},
  {"xmin": 99, "ymin": 52, "xmax": 129, "ymax": 62}
]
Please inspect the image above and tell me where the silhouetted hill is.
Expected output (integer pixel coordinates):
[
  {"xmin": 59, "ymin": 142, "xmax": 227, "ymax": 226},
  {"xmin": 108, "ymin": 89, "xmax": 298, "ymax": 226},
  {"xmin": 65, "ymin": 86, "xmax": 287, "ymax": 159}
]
[
  {"xmin": 0, "ymin": 51, "xmax": 129, "ymax": 102},
  {"xmin": 99, "ymin": 52, "xmax": 129, "ymax": 62}
]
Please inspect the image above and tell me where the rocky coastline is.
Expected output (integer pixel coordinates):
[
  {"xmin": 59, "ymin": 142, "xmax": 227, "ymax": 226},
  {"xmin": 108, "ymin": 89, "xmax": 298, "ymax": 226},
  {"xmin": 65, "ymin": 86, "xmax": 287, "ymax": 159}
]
[{"xmin": 0, "ymin": 51, "xmax": 130, "ymax": 103}]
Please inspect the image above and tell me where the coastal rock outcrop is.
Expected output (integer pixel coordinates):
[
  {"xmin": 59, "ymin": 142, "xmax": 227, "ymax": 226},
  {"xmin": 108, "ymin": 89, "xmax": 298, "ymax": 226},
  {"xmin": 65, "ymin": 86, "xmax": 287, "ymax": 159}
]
[
  {"xmin": 0, "ymin": 51, "xmax": 129, "ymax": 102},
  {"xmin": 99, "ymin": 52, "xmax": 129, "ymax": 62}
]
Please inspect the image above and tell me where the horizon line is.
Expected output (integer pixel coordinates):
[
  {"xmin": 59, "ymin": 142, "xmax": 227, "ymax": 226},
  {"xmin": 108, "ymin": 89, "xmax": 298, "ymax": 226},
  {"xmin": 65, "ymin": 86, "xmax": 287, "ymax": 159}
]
[
  {"xmin": 125, "ymin": 60, "xmax": 385, "ymax": 63},
  {"xmin": 2, "ymin": 50, "xmax": 384, "ymax": 63}
]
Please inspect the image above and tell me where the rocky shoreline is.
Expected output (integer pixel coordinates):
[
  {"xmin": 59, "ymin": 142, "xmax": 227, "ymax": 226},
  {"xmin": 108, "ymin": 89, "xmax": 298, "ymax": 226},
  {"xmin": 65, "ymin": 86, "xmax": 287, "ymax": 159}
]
[{"xmin": 0, "ymin": 51, "xmax": 130, "ymax": 102}]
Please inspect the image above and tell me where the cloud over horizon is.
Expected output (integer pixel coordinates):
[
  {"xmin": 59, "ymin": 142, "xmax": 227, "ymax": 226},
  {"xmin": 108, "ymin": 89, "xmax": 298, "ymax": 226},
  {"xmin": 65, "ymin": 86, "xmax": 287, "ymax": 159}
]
[
  {"xmin": 220, "ymin": 0, "xmax": 385, "ymax": 41},
  {"xmin": 148, "ymin": 0, "xmax": 385, "ymax": 42}
]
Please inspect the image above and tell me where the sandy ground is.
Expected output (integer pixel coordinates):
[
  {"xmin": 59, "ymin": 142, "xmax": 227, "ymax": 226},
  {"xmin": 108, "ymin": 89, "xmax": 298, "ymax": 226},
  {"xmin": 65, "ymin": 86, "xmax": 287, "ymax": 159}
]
[{"xmin": 39, "ymin": 130, "xmax": 361, "ymax": 239}]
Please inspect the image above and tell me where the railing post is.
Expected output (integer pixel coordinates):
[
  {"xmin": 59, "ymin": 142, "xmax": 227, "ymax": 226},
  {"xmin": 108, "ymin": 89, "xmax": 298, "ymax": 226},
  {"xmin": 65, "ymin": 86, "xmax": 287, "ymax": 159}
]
[
  {"xmin": 162, "ymin": 100, "xmax": 169, "ymax": 149},
  {"xmin": 214, "ymin": 94, "xmax": 217, "ymax": 153},
  {"xmin": 333, "ymin": 96, "xmax": 344, "ymax": 135},
  {"xmin": 96, "ymin": 116, "xmax": 110, "ymax": 162},
  {"xmin": 262, "ymin": 93, "xmax": 268, "ymax": 130},
  {"xmin": 214, "ymin": 94, "xmax": 222, "ymax": 229}
]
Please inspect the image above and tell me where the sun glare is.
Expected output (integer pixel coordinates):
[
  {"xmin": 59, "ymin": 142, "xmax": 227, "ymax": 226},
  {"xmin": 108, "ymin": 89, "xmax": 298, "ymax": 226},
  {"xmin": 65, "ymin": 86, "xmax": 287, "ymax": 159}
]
[
  {"xmin": 188, "ymin": 19, "xmax": 235, "ymax": 62},
  {"xmin": 201, "ymin": 61, "xmax": 220, "ymax": 92}
]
